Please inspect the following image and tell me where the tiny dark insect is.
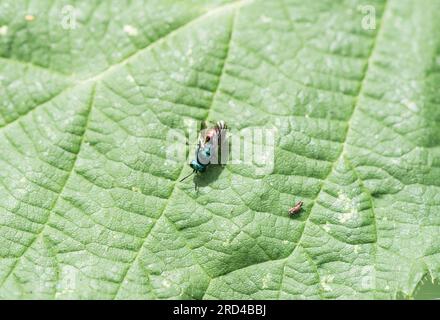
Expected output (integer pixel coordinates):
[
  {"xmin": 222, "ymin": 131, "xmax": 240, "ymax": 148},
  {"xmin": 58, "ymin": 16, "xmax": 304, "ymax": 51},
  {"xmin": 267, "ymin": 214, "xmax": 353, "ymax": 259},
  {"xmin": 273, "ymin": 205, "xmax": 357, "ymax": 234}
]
[{"xmin": 289, "ymin": 201, "xmax": 303, "ymax": 215}]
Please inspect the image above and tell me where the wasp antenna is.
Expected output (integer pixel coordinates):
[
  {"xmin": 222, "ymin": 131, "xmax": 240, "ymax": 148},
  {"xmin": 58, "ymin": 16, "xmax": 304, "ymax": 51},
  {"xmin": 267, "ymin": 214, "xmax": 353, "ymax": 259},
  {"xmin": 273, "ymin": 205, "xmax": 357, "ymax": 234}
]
[{"xmin": 179, "ymin": 170, "xmax": 195, "ymax": 182}]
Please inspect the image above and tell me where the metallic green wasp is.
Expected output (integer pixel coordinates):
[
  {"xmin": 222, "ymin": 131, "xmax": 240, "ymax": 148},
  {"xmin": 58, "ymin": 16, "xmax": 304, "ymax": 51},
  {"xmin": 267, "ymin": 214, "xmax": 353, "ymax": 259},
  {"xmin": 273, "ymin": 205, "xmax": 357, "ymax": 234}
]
[{"xmin": 180, "ymin": 120, "xmax": 227, "ymax": 182}]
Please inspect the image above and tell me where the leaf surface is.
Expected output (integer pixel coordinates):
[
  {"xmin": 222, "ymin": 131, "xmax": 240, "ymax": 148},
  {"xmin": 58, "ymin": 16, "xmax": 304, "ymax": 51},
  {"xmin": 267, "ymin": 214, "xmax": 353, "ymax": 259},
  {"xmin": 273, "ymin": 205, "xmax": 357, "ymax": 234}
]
[{"xmin": 0, "ymin": 0, "xmax": 439, "ymax": 299}]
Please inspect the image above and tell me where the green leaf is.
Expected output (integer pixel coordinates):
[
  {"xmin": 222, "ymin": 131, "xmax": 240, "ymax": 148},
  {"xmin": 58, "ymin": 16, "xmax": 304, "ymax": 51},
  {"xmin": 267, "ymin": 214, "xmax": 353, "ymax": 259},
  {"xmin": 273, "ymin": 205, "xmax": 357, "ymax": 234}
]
[{"xmin": 0, "ymin": 0, "xmax": 439, "ymax": 299}]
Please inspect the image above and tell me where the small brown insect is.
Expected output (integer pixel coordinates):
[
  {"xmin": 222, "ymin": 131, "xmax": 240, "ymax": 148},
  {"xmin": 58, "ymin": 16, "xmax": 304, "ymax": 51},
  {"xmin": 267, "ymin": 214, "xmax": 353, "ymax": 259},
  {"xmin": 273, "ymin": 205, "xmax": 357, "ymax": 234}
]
[{"xmin": 289, "ymin": 201, "xmax": 303, "ymax": 215}]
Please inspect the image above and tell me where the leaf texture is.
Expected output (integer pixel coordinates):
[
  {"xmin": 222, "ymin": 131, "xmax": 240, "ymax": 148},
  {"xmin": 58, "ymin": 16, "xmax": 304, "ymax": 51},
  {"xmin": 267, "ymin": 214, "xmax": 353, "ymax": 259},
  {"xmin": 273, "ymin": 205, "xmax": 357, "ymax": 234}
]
[{"xmin": 0, "ymin": 0, "xmax": 439, "ymax": 299}]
